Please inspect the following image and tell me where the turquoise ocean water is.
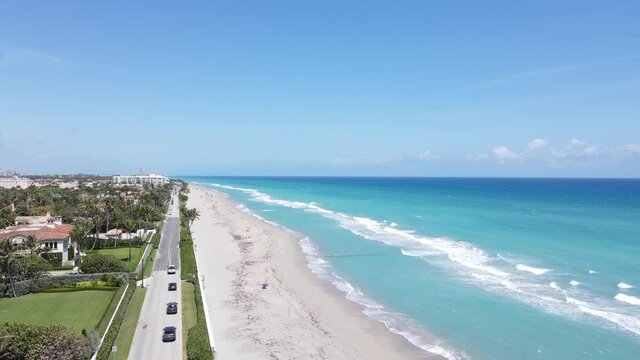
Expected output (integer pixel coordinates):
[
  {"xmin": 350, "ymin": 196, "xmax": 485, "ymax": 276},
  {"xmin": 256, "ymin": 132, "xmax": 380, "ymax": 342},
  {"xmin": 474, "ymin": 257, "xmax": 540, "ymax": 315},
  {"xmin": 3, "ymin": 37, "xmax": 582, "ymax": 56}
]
[{"xmin": 183, "ymin": 177, "xmax": 640, "ymax": 360}]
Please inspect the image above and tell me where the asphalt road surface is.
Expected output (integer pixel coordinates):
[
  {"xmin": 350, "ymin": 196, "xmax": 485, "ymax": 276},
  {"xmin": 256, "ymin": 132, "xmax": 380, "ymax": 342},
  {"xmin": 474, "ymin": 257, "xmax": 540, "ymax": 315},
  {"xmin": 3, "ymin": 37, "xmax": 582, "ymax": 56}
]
[{"xmin": 128, "ymin": 191, "xmax": 182, "ymax": 360}]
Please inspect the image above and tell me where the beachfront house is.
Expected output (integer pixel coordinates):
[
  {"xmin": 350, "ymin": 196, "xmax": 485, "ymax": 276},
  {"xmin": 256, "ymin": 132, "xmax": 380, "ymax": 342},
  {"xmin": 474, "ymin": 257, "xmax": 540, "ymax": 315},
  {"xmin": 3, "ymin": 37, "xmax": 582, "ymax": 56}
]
[{"xmin": 0, "ymin": 222, "xmax": 75, "ymax": 266}]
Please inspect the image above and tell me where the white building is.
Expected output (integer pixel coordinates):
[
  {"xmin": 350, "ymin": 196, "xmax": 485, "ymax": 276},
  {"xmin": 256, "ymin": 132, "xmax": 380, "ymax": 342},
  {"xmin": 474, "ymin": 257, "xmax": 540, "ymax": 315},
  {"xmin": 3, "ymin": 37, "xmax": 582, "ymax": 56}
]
[
  {"xmin": 113, "ymin": 173, "xmax": 169, "ymax": 186},
  {"xmin": 0, "ymin": 222, "xmax": 75, "ymax": 266},
  {"xmin": 0, "ymin": 176, "xmax": 34, "ymax": 189},
  {"xmin": 58, "ymin": 180, "xmax": 79, "ymax": 189}
]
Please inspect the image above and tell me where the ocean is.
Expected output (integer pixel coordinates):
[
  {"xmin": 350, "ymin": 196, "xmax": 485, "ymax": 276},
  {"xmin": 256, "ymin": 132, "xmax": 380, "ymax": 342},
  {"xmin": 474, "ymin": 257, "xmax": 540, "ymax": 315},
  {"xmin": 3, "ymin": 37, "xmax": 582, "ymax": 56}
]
[{"xmin": 182, "ymin": 177, "xmax": 640, "ymax": 360}]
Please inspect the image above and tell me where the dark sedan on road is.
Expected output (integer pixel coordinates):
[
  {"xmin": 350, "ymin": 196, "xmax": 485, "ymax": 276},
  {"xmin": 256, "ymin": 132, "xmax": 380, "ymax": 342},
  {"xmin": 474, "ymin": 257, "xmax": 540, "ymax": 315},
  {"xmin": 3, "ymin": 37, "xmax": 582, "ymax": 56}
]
[
  {"xmin": 168, "ymin": 282, "xmax": 177, "ymax": 291},
  {"xmin": 166, "ymin": 302, "xmax": 178, "ymax": 315},
  {"xmin": 162, "ymin": 326, "xmax": 176, "ymax": 342}
]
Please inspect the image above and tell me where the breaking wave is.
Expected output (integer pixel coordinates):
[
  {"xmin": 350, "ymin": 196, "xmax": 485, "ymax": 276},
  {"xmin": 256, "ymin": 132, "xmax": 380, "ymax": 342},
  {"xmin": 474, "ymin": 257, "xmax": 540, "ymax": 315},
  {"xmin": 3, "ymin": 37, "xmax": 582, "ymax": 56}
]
[{"xmin": 206, "ymin": 182, "xmax": 640, "ymax": 339}]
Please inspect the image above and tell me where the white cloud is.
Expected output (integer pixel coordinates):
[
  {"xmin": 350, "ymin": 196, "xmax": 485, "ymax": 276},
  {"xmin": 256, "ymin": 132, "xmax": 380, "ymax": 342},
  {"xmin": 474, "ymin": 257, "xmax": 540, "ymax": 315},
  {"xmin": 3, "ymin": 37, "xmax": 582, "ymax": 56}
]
[
  {"xmin": 0, "ymin": 41, "xmax": 63, "ymax": 66},
  {"xmin": 582, "ymin": 145, "xmax": 600, "ymax": 156},
  {"xmin": 623, "ymin": 144, "xmax": 640, "ymax": 154},
  {"xmin": 466, "ymin": 153, "xmax": 490, "ymax": 161},
  {"xmin": 568, "ymin": 138, "xmax": 586, "ymax": 148},
  {"xmin": 332, "ymin": 158, "xmax": 357, "ymax": 164},
  {"xmin": 492, "ymin": 146, "xmax": 519, "ymax": 160},
  {"xmin": 528, "ymin": 138, "xmax": 548, "ymax": 152},
  {"xmin": 419, "ymin": 150, "xmax": 438, "ymax": 160}
]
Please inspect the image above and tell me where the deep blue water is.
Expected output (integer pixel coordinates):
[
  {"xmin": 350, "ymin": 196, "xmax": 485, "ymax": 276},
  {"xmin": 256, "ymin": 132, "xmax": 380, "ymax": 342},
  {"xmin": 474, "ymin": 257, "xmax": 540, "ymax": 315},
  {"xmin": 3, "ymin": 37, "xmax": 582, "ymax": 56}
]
[{"xmin": 182, "ymin": 177, "xmax": 640, "ymax": 360}]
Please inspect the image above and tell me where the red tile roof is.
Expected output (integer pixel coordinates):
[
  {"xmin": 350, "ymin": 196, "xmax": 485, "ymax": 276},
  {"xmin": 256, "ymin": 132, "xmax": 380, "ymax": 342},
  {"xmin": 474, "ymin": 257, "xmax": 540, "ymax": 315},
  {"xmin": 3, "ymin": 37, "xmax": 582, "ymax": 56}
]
[{"xmin": 0, "ymin": 223, "xmax": 74, "ymax": 241}]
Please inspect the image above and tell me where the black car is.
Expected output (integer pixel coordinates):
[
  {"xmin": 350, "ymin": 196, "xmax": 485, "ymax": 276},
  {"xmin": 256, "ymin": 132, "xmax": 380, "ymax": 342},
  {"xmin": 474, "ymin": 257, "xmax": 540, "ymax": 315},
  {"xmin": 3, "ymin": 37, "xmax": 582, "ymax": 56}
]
[
  {"xmin": 168, "ymin": 282, "xmax": 177, "ymax": 291},
  {"xmin": 166, "ymin": 302, "xmax": 178, "ymax": 315},
  {"xmin": 162, "ymin": 326, "xmax": 176, "ymax": 342}
]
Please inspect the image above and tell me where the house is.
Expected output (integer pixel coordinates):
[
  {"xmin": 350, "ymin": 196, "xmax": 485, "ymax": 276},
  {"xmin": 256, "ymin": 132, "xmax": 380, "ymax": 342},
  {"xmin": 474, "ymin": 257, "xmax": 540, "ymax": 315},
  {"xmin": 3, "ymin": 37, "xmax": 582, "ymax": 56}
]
[
  {"xmin": 15, "ymin": 212, "xmax": 63, "ymax": 226},
  {"xmin": 0, "ymin": 222, "xmax": 75, "ymax": 266}
]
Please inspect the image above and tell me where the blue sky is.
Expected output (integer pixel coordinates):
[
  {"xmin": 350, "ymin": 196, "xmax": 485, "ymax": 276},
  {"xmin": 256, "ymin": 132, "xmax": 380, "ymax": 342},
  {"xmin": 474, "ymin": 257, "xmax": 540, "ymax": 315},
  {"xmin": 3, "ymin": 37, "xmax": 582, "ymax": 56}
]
[{"xmin": 1, "ymin": 1, "xmax": 639, "ymax": 177}]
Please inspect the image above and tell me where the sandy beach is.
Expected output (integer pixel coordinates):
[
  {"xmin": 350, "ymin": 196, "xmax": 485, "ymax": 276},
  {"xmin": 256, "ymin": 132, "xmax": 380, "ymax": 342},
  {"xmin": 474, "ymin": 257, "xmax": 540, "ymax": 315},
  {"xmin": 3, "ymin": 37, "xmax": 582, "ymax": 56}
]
[{"xmin": 187, "ymin": 185, "xmax": 441, "ymax": 360}]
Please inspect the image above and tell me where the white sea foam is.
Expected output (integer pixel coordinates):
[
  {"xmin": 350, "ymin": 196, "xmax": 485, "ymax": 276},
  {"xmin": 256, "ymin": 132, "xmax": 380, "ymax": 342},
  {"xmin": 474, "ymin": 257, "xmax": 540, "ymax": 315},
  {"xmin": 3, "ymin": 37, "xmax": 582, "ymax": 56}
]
[
  {"xmin": 516, "ymin": 264, "xmax": 551, "ymax": 275},
  {"xmin": 615, "ymin": 294, "xmax": 640, "ymax": 306},
  {"xmin": 212, "ymin": 183, "xmax": 512, "ymax": 280},
  {"xmin": 618, "ymin": 282, "xmax": 634, "ymax": 289},
  {"xmin": 575, "ymin": 304, "xmax": 640, "ymax": 336},
  {"xmin": 569, "ymin": 280, "xmax": 581, "ymax": 286},
  {"xmin": 214, "ymin": 187, "xmax": 466, "ymax": 359},
  {"xmin": 588, "ymin": 270, "xmax": 598, "ymax": 274},
  {"xmin": 401, "ymin": 249, "xmax": 439, "ymax": 257},
  {"xmin": 207, "ymin": 182, "xmax": 640, "ymax": 340}
]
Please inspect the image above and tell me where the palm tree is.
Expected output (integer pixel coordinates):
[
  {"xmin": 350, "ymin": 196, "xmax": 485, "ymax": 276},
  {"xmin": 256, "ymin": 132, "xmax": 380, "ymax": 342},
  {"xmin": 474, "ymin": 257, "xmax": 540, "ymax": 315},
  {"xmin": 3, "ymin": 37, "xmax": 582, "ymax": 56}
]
[
  {"xmin": 70, "ymin": 220, "xmax": 91, "ymax": 266},
  {"xmin": 111, "ymin": 206, "xmax": 127, "ymax": 247},
  {"xmin": 183, "ymin": 208, "xmax": 200, "ymax": 230},
  {"xmin": 121, "ymin": 219, "xmax": 137, "ymax": 262},
  {"xmin": 23, "ymin": 235, "xmax": 41, "ymax": 254},
  {"xmin": 88, "ymin": 203, "xmax": 105, "ymax": 251},
  {"xmin": 0, "ymin": 239, "xmax": 18, "ymax": 297}
]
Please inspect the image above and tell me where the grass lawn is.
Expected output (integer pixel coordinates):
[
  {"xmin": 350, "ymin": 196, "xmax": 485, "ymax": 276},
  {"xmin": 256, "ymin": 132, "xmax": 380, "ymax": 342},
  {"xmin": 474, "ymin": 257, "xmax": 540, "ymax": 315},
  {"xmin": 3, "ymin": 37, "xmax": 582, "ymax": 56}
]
[
  {"xmin": 181, "ymin": 280, "xmax": 197, "ymax": 359},
  {"xmin": 0, "ymin": 289, "xmax": 117, "ymax": 332},
  {"xmin": 113, "ymin": 286, "xmax": 147, "ymax": 359},
  {"xmin": 95, "ymin": 246, "xmax": 144, "ymax": 271},
  {"xmin": 97, "ymin": 285, "xmax": 128, "ymax": 335}
]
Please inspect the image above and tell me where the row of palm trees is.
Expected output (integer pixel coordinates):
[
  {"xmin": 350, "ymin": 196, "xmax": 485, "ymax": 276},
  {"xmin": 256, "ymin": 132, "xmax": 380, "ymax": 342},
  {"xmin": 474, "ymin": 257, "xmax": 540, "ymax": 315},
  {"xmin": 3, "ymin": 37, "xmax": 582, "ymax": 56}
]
[
  {"xmin": 70, "ymin": 188, "xmax": 171, "ymax": 264},
  {"xmin": 1, "ymin": 183, "xmax": 172, "ymax": 297}
]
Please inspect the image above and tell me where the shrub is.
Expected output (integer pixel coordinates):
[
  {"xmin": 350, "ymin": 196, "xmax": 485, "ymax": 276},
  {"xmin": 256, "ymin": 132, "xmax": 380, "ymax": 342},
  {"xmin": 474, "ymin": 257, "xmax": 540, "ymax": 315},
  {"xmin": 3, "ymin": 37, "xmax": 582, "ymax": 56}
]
[
  {"xmin": 0, "ymin": 323, "xmax": 88, "ymax": 360},
  {"xmin": 83, "ymin": 329, "xmax": 101, "ymax": 355},
  {"xmin": 0, "ymin": 273, "xmax": 128, "ymax": 298},
  {"xmin": 10, "ymin": 254, "xmax": 52, "ymax": 282},
  {"xmin": 41, "ymin": 252, "xmax": 63, "ymax": 267},
  {"xmin": 77, "ymin": 237, "xmax": 145, "ymax": 250},
  {"xmin": 99, "ymin": 274, "xmax": 119, "ymax": 287},
  {"xmin": 80, "ymin": 253, "xmax": 128, "ymax": 274},
  {"xmin": 26, "ymin": 325, "xmax": 89, "ymax": 360}
]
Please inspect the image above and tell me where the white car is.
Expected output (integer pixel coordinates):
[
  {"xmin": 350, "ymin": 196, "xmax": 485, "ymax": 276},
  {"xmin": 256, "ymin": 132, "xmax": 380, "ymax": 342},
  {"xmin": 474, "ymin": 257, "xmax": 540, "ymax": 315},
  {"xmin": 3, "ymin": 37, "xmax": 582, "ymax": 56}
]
[{"xmin": 167, "ymin": 265, "xmax": 176, "ymax": 274}]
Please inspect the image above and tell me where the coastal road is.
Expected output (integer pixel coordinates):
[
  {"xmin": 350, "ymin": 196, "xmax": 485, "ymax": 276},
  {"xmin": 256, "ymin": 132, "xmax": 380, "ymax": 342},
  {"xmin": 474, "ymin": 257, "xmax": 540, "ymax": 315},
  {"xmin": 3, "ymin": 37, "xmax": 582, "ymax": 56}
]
[{"xmin": 129, "ymin": 191, "xmax": 182, "ymax": 360}]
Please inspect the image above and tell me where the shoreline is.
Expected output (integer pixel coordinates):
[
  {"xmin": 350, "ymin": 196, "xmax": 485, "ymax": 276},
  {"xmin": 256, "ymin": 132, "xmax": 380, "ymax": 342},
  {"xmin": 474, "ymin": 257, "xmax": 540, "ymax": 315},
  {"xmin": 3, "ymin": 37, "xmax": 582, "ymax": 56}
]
[{"xmin": 187, "ymin": 184, "xmax": 444, "ymax": 359}]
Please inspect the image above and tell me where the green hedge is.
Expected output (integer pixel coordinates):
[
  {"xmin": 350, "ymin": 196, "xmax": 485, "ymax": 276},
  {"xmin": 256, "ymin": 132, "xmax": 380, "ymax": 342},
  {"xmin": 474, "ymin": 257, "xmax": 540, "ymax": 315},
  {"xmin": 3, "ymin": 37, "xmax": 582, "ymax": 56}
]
[
  {"xmin": 40, "ymin": 287, "xmax": 118, "ymax": 293},
  {"xmin": 96, "ymin": 281, "xmax": 135, "ymax": 360},
  {"xmin": 180, "ymin": 191, "xmax": 213, "ymax": 360},
  {"xmin": 179, "ymin": 219, "xmax": 197, "ymax": 281},
  {"xmin": 180, "ymin": 226, "xmax": 192, "ymax": 242},
  {"xmin": 186, "ymin": 280, "xmax": 213, "ymax": 360},
  {"xmin": 0, "ymin": 273, "xmax": 128, "ymax": 298},
  {"xmin": 180, "ymin": 241, "xmax": 197, "ymax": 281}
]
